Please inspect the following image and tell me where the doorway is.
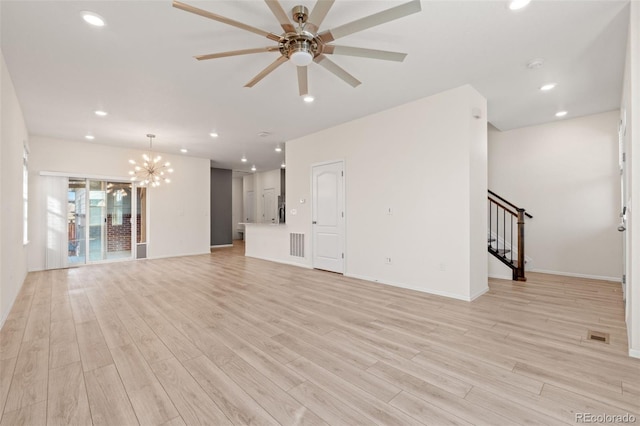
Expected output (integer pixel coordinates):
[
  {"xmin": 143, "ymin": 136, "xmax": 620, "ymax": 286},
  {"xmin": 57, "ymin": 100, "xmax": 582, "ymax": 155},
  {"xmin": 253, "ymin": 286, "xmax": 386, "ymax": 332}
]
[
  {"xmin": 263, "ymin": 188, "xmax": 276, "ymax": 223},
  {"xmin": 311, "ymin": 160, "xmax": 345, "ymax": 273},
  {"xmin": 67, "ymin": 179, "xmax": 134, "ymax": 265},
  {"xmin": 244, "ymin": 190, "xmax": 255, "ymax": 222}
]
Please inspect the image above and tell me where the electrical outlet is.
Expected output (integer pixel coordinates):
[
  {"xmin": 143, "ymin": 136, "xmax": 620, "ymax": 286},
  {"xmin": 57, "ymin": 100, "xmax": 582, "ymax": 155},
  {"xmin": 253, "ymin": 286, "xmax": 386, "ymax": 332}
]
[{"xmin": 385, "ymin": 257, "xmax": 392, "ymax": 264}]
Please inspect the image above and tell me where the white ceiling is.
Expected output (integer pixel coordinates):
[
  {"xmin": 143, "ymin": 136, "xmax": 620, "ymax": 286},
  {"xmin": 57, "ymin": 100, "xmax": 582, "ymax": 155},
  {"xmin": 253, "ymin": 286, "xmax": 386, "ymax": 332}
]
[{"xmin": 1, "ymin": 1, "xmax": 629, "ymax": 172}]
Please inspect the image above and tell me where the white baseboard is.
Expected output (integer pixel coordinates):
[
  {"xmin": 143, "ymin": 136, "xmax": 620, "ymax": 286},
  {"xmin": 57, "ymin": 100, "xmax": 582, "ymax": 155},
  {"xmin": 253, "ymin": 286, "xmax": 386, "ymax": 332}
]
[
  {"xmin": 344, "ymin": 272, "xmax": 476, "ymax": 302},
  {"xmin": 470, "ymin": 286, "xmax": 490, "ymax": 301},
  {"xmin": 244, "ymin": 254, "xmax": 312, "ymax": 269},
  {"xmin": 530, "ymin": 269, "xmax": 621, "ymax": 282},
  {"xmin": 148, "ymin": 251, "xmax": 211, "ymax": 260},
  {"xmin": 0, "ymin": 271, "xmax": 28, "ymax": 330},
  {"xmin": 489, "ymin": 273, "xmax": 514, "ymax": 281},
  {"xmin": 629, "ymin": 348, "xmax": 640, "ymax": 359},
  {"xmin": 210, "ymin": 244, "xmax": 233, "ymax": 248}
]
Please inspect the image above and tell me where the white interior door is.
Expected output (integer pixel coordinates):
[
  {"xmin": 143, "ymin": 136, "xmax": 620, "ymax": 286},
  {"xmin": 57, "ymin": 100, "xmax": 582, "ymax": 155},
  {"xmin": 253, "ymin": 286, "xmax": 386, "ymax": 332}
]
[
  {"xmin": 312, "ymin": 161, "xmax": 344, "ymax": 273},
  {"xmin": 245, "ymin": 190, "xmax": 255, "ymax": 222},
  {"xmin": 262, "ymin": 188, "xmax": 276, "ymax": 223}
]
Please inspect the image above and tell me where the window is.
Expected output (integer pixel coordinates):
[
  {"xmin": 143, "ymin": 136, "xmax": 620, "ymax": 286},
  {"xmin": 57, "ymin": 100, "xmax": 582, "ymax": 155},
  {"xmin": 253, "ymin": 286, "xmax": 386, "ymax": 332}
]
[{"xmin": 23, "ymin": 143, "xmax": 29, "ymax": 244}]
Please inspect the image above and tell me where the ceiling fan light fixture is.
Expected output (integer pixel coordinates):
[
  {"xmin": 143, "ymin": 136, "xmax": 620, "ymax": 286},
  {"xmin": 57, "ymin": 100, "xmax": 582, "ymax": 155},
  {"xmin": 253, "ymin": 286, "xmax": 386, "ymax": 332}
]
[
  {"xmin": 289, "ymin": 40, "xmax": 314, "ymax": 66},
  {"xmin": 290, "ymin": 50, "xmax": 313, "ymax": 67}
]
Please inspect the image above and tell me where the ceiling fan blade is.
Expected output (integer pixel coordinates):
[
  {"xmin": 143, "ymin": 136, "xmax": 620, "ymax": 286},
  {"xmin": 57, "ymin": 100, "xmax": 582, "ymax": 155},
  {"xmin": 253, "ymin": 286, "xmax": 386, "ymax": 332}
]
[
  {"xmin": 318, "ymin": 0, "xmax": 421, "ymax": 43},
  {"xmin": 297, "ymin": 66, "xmax": 308, "ymax": 96},
  {"xmin": 305, "ymin": 0, "xmax": 335, "ymax": 34},
  {"xmin": 323, "ymin": 45, "xmax": 407, "ymax": 62},
  {"xmin": 195, "ymin": 47, "xmax": 280, "ymax": 61},
  {"xmin": 314, "ymin": 54, "xmax": 361, "ymax": 88},
  {"xmin": 245, "ymin": 56, "xmax": 289, "ymax": 88},
  {"xmin": 173, "ymin": 0, "xmax": 281, "ymax": 42},
  {"xmin": 264, "ymin": 0, "xmax": 295, "ymax": 33}
]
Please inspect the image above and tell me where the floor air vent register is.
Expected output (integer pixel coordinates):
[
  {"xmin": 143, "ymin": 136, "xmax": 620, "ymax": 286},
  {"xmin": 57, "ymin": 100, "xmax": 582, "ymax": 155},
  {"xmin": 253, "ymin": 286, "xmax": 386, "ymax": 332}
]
[{"xmin": 587, "ymin": 330, "xmax": 610, "ymax": 344}]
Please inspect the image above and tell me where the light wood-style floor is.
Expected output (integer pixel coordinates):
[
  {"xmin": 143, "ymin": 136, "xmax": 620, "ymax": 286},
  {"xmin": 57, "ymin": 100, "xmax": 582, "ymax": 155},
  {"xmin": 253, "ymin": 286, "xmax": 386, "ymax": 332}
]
[{"xmin": 1, "ymin": 242, "xmax": 638, "ymax": 425}]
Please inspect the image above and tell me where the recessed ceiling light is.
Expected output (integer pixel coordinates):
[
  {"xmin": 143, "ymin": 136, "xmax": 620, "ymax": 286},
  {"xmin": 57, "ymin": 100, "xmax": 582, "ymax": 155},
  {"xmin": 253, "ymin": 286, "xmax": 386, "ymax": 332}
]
[
  {"xmin": 94, "ymin": 110, "xmax": 108, "ymax": 116},
  {"xmin": 281, "ymin": 162, "xmax": 286, "ymax": 169},
  {"xmin": 210, "ymin": 132, "xmax": 219, "ymax": 138},
  {"xmin": 180, "ymin": 148, "xmax": 188, "ymax": 153},
  {"xmin": 251, "ymin": 165, "xmax": 257, "ymax": 172},
  {"xmin": 539, "ymin": 83, "xmax": 556, "ymax": 91},
  {"xmin": 85, "ymin": 135, "xmax": 95, "ymax": 140},
  {"xmin": 81, "ymin": 12, "xmax": 105, "ymax": 27},
  {"xmin": 275, "ymin": 144, "xmax": 282, "ymax": 152},
  {"xmin": 303, "ymin": 95, "xmax": 315, "ymax": 103},
  {"xmin": 509, "ymin": 0, "xmax": 531, "ymax": 10},
  {"xmin": 555, "ymin": 111, "xmax": 568, "ymax": 117},
  {"xmin": 241, "ymin": 155, "xmax": 247, "ymax": 163}
]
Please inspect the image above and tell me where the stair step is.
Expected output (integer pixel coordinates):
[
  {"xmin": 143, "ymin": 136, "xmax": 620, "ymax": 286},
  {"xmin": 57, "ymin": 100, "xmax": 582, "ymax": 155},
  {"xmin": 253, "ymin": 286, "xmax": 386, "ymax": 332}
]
[
  {"xmin": 487, "ymin": 247, "xmax": 518, "ymax": 270},
  {"xmin": 487, "ymin": 246, "xmax": 511, "ymax": 255}
]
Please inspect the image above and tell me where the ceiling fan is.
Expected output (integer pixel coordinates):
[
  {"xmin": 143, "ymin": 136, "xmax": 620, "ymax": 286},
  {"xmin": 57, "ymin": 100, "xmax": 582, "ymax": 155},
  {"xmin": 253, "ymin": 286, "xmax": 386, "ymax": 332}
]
[{"xmin": 173, "ymin": 0, "xmax": 422, "ymax": 95}]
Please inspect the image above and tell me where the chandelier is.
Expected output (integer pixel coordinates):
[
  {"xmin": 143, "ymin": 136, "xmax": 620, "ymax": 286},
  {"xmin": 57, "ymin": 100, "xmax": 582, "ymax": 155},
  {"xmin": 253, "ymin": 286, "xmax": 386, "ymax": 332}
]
[{"xmin": 128, "ymin": 134, "xmax": 173, "ymax": 187}]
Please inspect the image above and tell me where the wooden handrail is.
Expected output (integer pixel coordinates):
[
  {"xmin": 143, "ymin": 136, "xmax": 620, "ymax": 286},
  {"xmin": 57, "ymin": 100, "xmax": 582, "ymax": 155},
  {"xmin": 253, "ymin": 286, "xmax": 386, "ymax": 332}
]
[
  {"xmin": 488, "ymin": 190, "xmax": 529, "ymax": 281},
  {"xmin": 488, "ymin": 190, "xmax": 533, "ymax": 218}
]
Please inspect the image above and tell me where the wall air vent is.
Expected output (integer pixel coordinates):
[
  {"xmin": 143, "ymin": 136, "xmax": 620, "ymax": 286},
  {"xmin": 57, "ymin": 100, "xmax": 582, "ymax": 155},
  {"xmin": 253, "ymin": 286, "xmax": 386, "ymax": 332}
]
[{"xmin": 290, "ymin": 233, "xmax": 304, "ymax": 257}]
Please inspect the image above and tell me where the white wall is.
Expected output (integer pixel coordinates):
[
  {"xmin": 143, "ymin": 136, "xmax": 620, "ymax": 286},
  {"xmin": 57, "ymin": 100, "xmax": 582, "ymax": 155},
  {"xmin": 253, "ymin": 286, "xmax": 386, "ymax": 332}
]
[
  {"xmin": 285, "ymin": 85, "xmax": 488, "ymax": 301},
  {"xmin": 621, "ymin": 1, "xmax": 639, "ymax": 358},
  {"xmin": 0, "ymin": 52, "xmax": 29, "ymax": 326},
  {"xmin": 488, "ymin": 111, "xmax": 622, "ymax": 281},
  {"xmin": 28, "ymin": 136, "xmax": 211, "ymax": 270},
  {"xmin": 231, "ymin": 177, "xmax": 243, "ymax": 239}
]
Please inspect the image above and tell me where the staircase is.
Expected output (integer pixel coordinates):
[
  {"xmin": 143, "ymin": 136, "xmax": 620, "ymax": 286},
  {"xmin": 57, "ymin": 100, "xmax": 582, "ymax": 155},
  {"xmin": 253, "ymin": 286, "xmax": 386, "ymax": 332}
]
[{"xmin": 488, "ymin": 190, "xmax": 532, "ymax": 281}]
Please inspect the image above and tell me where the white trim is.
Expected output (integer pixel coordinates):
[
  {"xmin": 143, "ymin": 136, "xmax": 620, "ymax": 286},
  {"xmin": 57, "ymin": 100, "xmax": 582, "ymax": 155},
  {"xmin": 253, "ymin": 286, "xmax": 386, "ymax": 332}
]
[
  {"xmin": 211, "ymin": 244, "xmax": 233, "ymax": 248},
  {"xmin": 530, "ymin": 268, "xmax": 621, "ymax": 282},
  {"xmin": 40, "ymin": 170, "xmax": 129, "ymax": 182},
  {"xmin": 470, "ymin": 286, "xmax": 490, "ymax": 301},
  {"xmin": 148, "ymin": 251, "xmax": 211, "ymax": 260},
  {"xmin": 629, "ymin": 348, "xmax": 640, "ymax": 359},
  {"xmin": 489, "ymin": 273, "xmax": 514, "ymax": 281},
  {"xmin": 245, "ymin": 254, "xmax": 313, "ymax": 269},
  {"xmin": 344, "ymin": 272, "xmax": 476, "ymax": 302}
]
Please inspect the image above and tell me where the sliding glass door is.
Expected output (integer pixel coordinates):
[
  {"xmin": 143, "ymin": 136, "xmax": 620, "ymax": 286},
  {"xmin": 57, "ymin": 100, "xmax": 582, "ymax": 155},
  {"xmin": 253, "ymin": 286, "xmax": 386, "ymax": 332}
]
[{"xmin": 67, "ymin": 179, "xmax": 133, "ymax": 265}]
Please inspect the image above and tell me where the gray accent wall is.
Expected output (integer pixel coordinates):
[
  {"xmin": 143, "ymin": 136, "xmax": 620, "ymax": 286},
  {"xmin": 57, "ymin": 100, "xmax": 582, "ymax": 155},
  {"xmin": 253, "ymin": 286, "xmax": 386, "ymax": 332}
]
[{"xmin": 210, "ymin": 168, "xmax": 232, "ymax": 246}]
